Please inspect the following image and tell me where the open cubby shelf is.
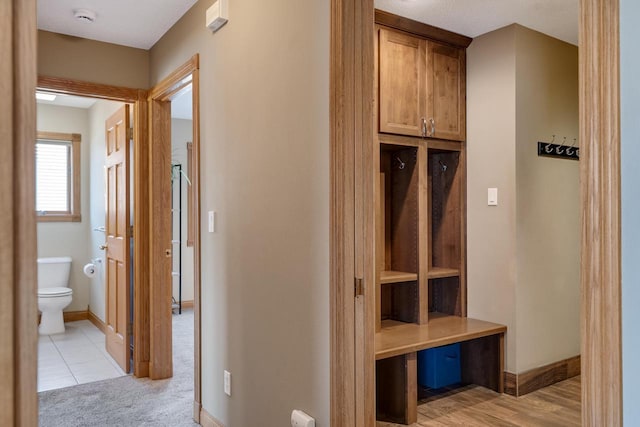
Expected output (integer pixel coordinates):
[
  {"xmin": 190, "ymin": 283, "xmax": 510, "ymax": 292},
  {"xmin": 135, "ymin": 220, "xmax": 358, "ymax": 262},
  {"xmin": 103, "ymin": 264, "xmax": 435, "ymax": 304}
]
[
  {"xmin": 427, "ymin": 267, "xmax": 459, "ymax": 279},
  {"xmin": 376, "ymin": 143, "xmax": 421, "ymax": 330},
  {"xmin": 428, "ymin": 149, "xmax": 462, "ymax": 274},
  {"xmin": 429, "ymin": 277, "xmax": 461, "ymax": 316},
  {"xmin": 381, "ymin": 280, "xmax": 419, "ymax": 324},
  {"xmin": 380, "ymin": 270, "xmax": 419, "ymax": 284},
  {"xmin": 376, "ymin": 141, "xmax": 465, "ymax": 330},
  {"xmin": 379, "ymin": 144, "xmax": 419, "ymax": 275}
]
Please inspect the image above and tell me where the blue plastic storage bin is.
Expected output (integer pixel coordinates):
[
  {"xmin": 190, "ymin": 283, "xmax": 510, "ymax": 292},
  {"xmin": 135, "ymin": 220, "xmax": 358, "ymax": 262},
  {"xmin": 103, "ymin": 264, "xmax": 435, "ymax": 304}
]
[{"xmin": 417, "ymin": 343, "xmax": 461, "ymax": 389}]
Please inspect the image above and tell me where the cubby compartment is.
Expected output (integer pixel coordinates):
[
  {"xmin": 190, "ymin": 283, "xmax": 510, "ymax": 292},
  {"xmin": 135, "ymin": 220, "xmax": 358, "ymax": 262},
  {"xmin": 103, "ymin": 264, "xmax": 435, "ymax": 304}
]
[
  {"xmin": 428, "ymin": 149, "xmax": 463, "ymax": 277},
  {"xmin": 428, "ymin": 277, "xmax": 462, "ymax": 316},
  {"xmin": 376, "ymin": 354, "xmax": 416, "ymax": 424},
  {"xmin": 379, "ymin": 144, "xmax": 419, "ymax": 276},
  {"xmin": 380, "ymin": 280, "xmax": 419, "ymax": 325},
  {"xmin": 377, "ymin": 143, "xmax": 420, "ymax": 330}
]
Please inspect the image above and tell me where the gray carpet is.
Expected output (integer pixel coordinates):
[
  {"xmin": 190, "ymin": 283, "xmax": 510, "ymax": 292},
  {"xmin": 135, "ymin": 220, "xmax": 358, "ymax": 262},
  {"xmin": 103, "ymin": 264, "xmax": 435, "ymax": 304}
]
[{"xmin": 39, "ymin": 310, "xmax": 198, "ymax": 427}]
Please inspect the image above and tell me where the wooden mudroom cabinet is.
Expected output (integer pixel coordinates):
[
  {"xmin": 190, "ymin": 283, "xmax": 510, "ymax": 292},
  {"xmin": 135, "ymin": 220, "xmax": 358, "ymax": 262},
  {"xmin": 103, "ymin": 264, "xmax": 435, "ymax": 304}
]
[
  {"xmin": 374, "ymin": 10, "xmax": 506, "ymax": 425},
  {"xmin": 378, "ymin": 24, "xmax": 466, "ymax": 141}
]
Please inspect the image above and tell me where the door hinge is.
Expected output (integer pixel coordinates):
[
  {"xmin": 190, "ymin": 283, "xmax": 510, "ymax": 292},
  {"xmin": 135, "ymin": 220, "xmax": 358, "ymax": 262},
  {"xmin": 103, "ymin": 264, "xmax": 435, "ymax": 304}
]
[
  {"xmin": 127, "ymin": 322, "xmax": 133, "ymax": 335},
  {"xmin": 129, "ymin": 225, "xmax": 133, "ymax": 237},
  {"xmin": 127, "ymin": 127, "xmax": 134, "ymax": 140},
  {"xmin": 355, "ymin": 277, "xmax": 364, "ymax": 297}
]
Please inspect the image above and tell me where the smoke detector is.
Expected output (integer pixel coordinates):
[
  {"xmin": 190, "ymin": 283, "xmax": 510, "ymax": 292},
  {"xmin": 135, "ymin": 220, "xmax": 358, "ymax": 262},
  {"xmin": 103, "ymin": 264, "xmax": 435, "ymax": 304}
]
[{"xmin": 73, "ymin": 9, "xmax": 96, "ymax": 24}]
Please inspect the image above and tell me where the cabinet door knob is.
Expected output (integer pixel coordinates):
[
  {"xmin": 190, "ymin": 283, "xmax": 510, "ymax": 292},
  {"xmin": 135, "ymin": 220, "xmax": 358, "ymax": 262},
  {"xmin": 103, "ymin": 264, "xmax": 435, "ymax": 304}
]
[
  {"xmin": 421, "ymin": 117, "xmax": 427, "ymax": 137},
  {"xmin": 429, "ymin": 118, "xmax": 435, "ymax": 136}
]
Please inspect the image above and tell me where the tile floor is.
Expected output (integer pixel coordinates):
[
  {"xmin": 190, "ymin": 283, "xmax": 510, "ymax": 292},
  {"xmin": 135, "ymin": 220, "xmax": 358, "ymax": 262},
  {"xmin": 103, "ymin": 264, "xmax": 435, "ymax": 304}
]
[{"xmin": 38, "ymin": 319, "xmax": 127, "ymax": 392}]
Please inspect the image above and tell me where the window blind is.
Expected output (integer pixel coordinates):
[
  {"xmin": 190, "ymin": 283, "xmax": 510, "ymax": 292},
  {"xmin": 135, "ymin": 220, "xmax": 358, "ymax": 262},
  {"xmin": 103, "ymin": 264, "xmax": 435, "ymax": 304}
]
[{"xmin": 35, "ymin": 141, "xmax": 71, "ymax": 213}]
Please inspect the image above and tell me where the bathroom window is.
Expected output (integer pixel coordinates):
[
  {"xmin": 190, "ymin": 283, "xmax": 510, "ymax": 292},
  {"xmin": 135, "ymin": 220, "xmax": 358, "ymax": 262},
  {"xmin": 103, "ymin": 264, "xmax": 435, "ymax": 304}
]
[{"xmin": 35, "ymin": 131, "xmax": 81, "ymax": 222}]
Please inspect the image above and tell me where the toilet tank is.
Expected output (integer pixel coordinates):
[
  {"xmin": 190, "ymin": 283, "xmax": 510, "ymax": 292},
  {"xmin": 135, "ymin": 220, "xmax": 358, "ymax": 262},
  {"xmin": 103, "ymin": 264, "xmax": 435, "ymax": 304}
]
[{"xmin": 37, "ymin": 257, "xmax": 72, "ymax": 289}]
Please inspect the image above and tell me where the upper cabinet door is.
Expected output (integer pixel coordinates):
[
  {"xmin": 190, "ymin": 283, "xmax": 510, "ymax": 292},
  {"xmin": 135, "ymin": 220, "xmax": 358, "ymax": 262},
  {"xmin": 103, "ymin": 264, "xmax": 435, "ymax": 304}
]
[
  {"xmin": 427, "ymin": 41, "xmax": 466, "ymax": 141},
  {"xmin": 379, "ymin": 28, "xmax": 427, "ymax": 137}
]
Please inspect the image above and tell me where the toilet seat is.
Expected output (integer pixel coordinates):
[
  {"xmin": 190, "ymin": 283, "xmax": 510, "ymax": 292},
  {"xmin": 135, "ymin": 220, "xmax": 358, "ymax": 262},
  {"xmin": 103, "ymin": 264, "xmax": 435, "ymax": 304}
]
[{"xmin": 38, "ymin": 287, "xmax": 73, "ymax": 298}]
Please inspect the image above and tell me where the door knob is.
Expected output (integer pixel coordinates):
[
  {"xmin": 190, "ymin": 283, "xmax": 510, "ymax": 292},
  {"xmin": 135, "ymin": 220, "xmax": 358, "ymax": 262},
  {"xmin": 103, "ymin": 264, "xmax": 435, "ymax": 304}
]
[{"xmin": 99, "ymin": 244, "xmax": 108, "ymax": 250}]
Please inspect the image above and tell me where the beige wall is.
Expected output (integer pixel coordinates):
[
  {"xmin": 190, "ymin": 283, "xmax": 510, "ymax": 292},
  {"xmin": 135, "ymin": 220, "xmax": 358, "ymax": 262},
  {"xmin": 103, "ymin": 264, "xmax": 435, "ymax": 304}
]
[
  {"xmin": 150, "ymin": 0, "xmax": 329, "ymax": 425},
  {"xmin": 514, "ymin": 25, "xmax": 580, "ymax": 372},
  {"xmin": 38, "ymin": 30, "xmax": 150, "ymax": 89},
  {"xmin": 467, "ymin": 24, "xmax": 580, "ymax": 374},
  {"xmin": 36, "ymin": 104, "xmax": 91, "ymax": 312},
  {"xmin": 171, "ymin": 118, "xmax": 195, "ymax": 304},
  {"xmin": 466, "ymin": 25, "xmax": 518, "ymax": 372}
]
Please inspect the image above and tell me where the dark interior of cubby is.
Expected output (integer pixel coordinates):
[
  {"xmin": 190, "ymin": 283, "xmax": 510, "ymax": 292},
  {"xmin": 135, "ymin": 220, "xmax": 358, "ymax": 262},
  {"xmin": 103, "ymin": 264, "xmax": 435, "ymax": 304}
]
[
  {"xmin": 428, "ymin": 277, "xmax": 461, "ymax": 316},
  {"xmin": 380, "ymin": 144, "xmax": 419, "ymax": 274},
  {"xmin": 381, "ymin": 281, "xmax": 419, "ymax": 323},
  {"xmin": 428, "ymin": 150, "xmax": 462, "ymax": 271},
  {"xmin": 376, "ymin": 356, "xmax": 411, "ymax": 424}
]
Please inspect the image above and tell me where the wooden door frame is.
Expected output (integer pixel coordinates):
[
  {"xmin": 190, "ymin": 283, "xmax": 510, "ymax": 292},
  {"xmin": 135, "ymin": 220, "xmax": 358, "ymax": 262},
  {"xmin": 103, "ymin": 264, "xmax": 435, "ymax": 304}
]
[
  {"xmin": 579, "ymin": 0, "xmax": 623, "ymax": 424},
  {"xmin": 35, "ymin": 76, "xmax": 151, "ymax": 378},
  {"xmin": 330, "ymin": 0, "xmax": 375, "ymax": 425},
  {"xmin": 1, "ymin": 0, "xmax": 38, "ymax": 425},
  {"xmin": 329, "ymin": 0, "xmax": 623, "ymax": 425},
  {"xmin": 147, "ymin": 55, "xmax": 202, "ymax": 421}
]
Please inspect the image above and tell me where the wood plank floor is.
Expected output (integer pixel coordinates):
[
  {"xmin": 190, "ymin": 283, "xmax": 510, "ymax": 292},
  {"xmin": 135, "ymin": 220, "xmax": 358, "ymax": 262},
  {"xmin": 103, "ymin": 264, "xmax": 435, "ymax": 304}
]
[{"xmin": 377, "ymin": 376, "xmax": 581, "ymax": 427}]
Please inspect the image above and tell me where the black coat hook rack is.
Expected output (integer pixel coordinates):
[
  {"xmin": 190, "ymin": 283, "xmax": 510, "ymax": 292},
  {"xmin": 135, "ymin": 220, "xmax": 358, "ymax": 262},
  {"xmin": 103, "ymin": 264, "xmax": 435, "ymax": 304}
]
[{"xmin": 537, "ymin": 136, "xmax": 579, "ymax": 161}]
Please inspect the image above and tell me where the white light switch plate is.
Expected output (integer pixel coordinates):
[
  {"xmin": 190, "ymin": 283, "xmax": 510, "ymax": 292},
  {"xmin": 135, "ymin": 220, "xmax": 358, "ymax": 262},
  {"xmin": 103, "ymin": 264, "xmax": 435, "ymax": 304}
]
[
  {"xmin": 224, "ymin": 370, "xmax": 231, "ymax": 396},
  {"xmin": 208, "ymin": 211, "xmax": 216, "ymax": 233},
  {"xmin": 488, "ymin": 188, "xmax": 498, "ymax": 206}
]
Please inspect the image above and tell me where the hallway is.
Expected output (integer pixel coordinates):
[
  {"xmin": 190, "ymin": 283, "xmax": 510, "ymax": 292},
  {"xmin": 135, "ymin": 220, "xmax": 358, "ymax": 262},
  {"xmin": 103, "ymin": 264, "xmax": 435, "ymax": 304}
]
[{"xmin": 38, "ymin": 310, "xmax": 196, "ymax": 427}]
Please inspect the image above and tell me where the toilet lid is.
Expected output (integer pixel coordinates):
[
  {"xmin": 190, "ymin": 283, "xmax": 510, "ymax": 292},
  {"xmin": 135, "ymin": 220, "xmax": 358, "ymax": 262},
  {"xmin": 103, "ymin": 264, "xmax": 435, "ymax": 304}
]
[{"xmin": 38, "ymin": 287, "xmax": 73, "ymax": 297}]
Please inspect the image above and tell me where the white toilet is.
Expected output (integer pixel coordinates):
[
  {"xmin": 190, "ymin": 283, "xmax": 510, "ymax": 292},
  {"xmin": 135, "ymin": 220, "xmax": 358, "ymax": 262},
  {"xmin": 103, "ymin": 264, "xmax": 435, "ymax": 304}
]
[{"xmin": 37, "ymin": 257, "xmax": 73, "ymax": 335}]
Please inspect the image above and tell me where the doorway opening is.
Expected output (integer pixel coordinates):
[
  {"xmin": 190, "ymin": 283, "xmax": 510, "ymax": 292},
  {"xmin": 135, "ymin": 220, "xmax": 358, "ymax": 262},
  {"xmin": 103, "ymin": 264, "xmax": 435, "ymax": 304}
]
[
  {"xmin": 35, "ymin": 93, "xmax": 132, "ymax": 391},
  {"xmin": 329, "ymin": 1, "xmax": 617, "ymax": 426},
  {"xmin": 146, "ymin": 55, "xmax": 202, "ymax": 420},
  {"xmin": 34, "ymin": 54, "xmax": 203, "ymax": 423},
  {"xmin": 369, "ymin": 9, "xmax": 581, "ymax": 426}
]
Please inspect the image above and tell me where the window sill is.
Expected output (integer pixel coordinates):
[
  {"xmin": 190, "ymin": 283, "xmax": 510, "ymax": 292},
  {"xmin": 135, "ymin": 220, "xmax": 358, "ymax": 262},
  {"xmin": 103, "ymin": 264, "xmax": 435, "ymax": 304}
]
[{"xmin": 37, "ymin": 214, "xmax": 81, "ymax": 223}]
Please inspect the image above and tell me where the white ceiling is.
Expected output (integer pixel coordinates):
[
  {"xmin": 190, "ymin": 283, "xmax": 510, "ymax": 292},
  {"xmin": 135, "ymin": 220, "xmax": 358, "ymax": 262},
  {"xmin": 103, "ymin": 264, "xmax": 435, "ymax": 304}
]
[
  {"xmin": 374, "ymin": 0, "xmax": 579, "ymax": 46},
  {"xmin": 36, "ymin": 92, "xmax": 97, "ymax": 109},
  {"xmin": 36, "ymin": 90, "xmax": 190, "ymax": 120},
  {"xmin": 37, "ymin": 0, "xmax": 197, "ymax": 49},
  {"xmin": 37, "ymin": 0, "xmax": 578, "ymax": 54}
]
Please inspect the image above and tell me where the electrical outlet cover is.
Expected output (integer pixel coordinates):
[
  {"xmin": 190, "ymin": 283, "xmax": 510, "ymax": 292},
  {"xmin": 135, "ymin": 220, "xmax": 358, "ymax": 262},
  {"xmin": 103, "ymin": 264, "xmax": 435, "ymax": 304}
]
[{"xmin": 291, "ymin": 410, "xmax": 315, "ymax": 427}]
